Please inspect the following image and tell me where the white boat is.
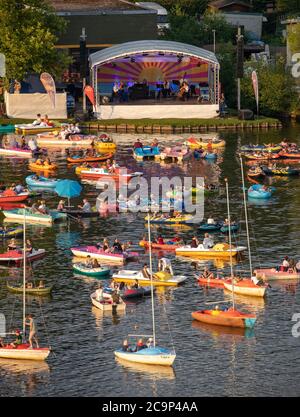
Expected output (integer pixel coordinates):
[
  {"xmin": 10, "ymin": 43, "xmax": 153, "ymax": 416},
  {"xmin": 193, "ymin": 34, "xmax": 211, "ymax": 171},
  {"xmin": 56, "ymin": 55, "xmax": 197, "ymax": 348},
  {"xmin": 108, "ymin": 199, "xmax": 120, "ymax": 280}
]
[
  {"xmin": 112, "ymin": 270, "xmax": 187, "ymax": 287},
  {"xmin": 114, "ymin": 214, "xmax": 176, "ymax": 366},
  {"xmin": 36, "ymin": 134, "xmax": 94, "ymax": 147},
  {"xmin": 175, "ymin": 244, "xmax": 247, "ymax": 258},
  {"xmin": 90, "ymin": 291, "xmax": 126, "ymax": 312},
  {"xmin": 0, "ymin": 148, "xmax": 32, "ymax": 158},
  {"xmin": 223, "ymin": 281, "xmax": 266, "ymax": 297},
  {"xmin": 0, "ymin": 212, "xmax": 51, "ymax": 361}
]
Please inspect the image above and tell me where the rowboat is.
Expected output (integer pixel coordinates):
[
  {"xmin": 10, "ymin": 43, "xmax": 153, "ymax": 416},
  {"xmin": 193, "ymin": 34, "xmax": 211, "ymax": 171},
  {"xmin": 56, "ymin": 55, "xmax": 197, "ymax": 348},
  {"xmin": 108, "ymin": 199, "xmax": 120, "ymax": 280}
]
[
  {"xmin": 254, "ymin": 268, "xmax": 300, "ymax": 280},
  {"xmin": 0, "ymin": 249, "xmax": 46, "ymax": 265},
  {"xmin": 220, "ymin": 224, "xmax": 239, "ymax": 233},
  {"xmin": 67, "ymin": 152, "xmax": 114, "ymax": 164},
  {"xmin": 3, "ymin": 208, "xmax": 67, "ymax": 225},
  {"xmin": 0, "ymin": 148, "xmax": 32, "ymax": 158},
  {"xmin": 29, "ymin": 162, "xmax": 58, "ymax": 172},
  {"xmin": 59, "ymin": 209, "xmax": 99, "ymax": 218},
  {"xmin": 112, "ymin": 270, "xmax": 187, "ymax": 287},
  {"xmin": 184, "ymin": 137, "xmax": 225, "ymax": 149},
  {"xmin": 0, "ymin": 227, "xmax": 23, "ymax": 239},
  {"xmin": 133, "ymin": 146, "xmax": 161, "ymax": 160},
  {"xmin": 145, "ymin": 214, "xmax": 194, "ymax": 225},
  {"xmin": 94, "ymin": 135, "xmax": 117, "ymax": 152},
  {"xmin": 73, "ymin": 263, "xmax": 111, "ymax": 277},
  {"xmin": 0, "ymin": 124, "xmax": 15, "ymax": 133},
  {"xmin": 139, "ymin": 240, "xmax": 181, "ymax": 251},
  {"xmin": 0, "ymin": 192, "xmax": 29, "ymax": 203},
  {"xmin": 224, "ymin": 279, "xmax": 267, "ymax": 297},
  {"xmin": 15, "ymin": 124, "xmax": 58, "ymax": 135},
  {"xmin": 199, "ymin": 223, "xmax": 221, "ymax": 232},
  {"xmin": 6, "ymin": 282, "xmax": 53, "ymax": 296},
  {"xmin": 175, "ymin": 243, "xmax": 247, "ymax": 258},
  {"xmin": 36, "ymin": 135, "xmax": 94, "ymax": 147},
  {"xmin": 25, "ymin": 175, "xmax": 60, "ymax": 189},
  {"xmin": 90, "ymin": 291, "xmax": 126, "ymax": 312},
  {"xmin": 71, "ymin": 246, "xmax": 138, "ymax": 264},
  {"xmin": 191, "ymin": 308, "xmax": 256, "ymax": 328}
]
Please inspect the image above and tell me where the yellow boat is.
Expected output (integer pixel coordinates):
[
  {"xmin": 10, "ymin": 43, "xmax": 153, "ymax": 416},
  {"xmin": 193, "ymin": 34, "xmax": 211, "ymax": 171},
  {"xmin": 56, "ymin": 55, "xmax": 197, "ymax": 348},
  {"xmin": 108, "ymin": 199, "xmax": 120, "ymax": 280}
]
[
  {"xmin": 15, "ymin": 125, "xmax": 58, "ymax": 135},
  {"xmin": 185, "ymin": 137, "xmax": 225, "ymax": 149},
  {"xmin": 112, "ymin": 270, "xmax": 187, "ymax": 287},
  {"xmin": 144, "ymin": 214, "xmax": 194, "ymax": 225},
  {"xmin": 94, "ymin": 134, "xmax": 117, "ymax": 152},
  {"xmin": 29, "ymin": 162, "xmax": 58, "ymax": 172},
  {"xmin": 175, "ymin": 243, "xmax": 247, "ymax": 258}
]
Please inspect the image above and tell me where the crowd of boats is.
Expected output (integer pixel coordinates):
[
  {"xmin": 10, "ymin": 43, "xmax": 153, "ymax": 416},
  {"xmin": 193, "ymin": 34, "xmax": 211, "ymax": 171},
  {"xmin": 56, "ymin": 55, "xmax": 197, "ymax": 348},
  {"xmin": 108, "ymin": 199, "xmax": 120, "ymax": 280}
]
[{"xmin": 0, "ymin": 117, "xmax": 299, "ymax": 367}]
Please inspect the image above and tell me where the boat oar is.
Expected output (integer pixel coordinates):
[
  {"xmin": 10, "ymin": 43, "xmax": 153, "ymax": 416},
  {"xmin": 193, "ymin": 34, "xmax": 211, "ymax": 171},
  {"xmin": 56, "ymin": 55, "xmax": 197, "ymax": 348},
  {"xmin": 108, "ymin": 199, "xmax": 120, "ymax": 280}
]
[{"xmin": 204, "ymin": 300, "xmax": 231, "ymax": 305}]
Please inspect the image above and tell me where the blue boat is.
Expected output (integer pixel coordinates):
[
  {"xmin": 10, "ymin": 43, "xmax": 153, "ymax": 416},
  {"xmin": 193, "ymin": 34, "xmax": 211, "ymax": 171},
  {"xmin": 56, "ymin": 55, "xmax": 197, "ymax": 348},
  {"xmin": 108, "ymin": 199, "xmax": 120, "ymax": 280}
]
[
  {"xmin": 248, "ymin": 184, "xmax": 275, "ymax": 199},
  {"xmin": 26, "ymin": 175, "xmax": 60, "ymax": 189},
  {"xmin": 204, "ymin": 152, "xmax": 217, "ymax": 160},
  {"xmin": 134, "ymin": 146, "xmax": 160, "ymax": 160},
  {"xmin": 199, "ymin": 223, "xmax": 222, "ymax": 232},
  {"xmin": 114, "ymin": 346, "xmax": 176, "ymax": 366}
]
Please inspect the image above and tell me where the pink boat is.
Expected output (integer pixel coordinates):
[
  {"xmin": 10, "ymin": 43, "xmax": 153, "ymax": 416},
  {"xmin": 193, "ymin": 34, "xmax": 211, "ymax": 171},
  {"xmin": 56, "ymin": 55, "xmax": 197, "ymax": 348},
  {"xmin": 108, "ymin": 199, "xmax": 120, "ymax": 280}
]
[
  {"xmin": 0, "ymin": 249, "xmax": 46, "ymax": 265},
  {"xmin": 71, "ymin": 246, "xmax": 138, "ymax": 264},
  {"xmin": 160, "ymin": 146, "xmax": 190, "ymax": 162},
  {"xmin": 254, "ymin": 268, "xmax": 300, "ymax": 280}
]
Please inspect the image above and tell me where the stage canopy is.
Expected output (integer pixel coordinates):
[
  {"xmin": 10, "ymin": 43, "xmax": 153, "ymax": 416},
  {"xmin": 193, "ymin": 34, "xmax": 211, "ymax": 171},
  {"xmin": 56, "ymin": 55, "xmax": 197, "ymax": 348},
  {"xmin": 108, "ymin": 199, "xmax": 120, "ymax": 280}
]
[{"xmin": 89, "ymin": 40, "xmax": 220, "ymax": 119}]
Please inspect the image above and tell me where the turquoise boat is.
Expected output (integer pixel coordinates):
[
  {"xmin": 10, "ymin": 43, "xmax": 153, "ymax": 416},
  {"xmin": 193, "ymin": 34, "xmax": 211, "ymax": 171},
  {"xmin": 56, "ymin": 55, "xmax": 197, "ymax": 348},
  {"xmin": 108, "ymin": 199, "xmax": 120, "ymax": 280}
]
[
  {"xmin": 3, "ymin": 208, "xmax": 67, "ymax": 225},
  {"xmin": 134, "ymin": 146, "xmax": 160, "ymax": 160},
  {"xmin": 0, "ymin": 124, "xmax": 15, "ymax": 133},
  {"xmin": 26, "ymin": 175, "xmax": 60, "ymax": 189},
  {"xmin": 73, "ymin": 263, "xmax": 111, "ymax": 277}
]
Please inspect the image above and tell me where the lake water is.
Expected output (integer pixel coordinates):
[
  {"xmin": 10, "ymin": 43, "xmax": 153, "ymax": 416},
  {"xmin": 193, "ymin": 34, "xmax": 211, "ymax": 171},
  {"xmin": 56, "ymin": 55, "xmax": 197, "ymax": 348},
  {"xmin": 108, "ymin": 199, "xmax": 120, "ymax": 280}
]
[{"xmin": 0, "ymin": 124, "xmax": 300, "ymax": 397}]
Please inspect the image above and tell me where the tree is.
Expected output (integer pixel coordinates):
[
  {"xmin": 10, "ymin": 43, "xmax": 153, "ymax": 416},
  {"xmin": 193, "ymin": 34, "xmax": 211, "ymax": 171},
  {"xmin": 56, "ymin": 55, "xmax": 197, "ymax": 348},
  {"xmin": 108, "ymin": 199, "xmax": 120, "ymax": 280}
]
[
  {"xmin": 240, "ymin": 59, "xmax": 299, "ymax": 116},
  {"xmin": 287, "ymin": 23, "xmax": 300, "ymax": 55},
  {"xmin": 216, "ymin": 43, "xmax": 237, "ymax": 108},
  {"xmin": 276, "ymin": 0, "xmax": 300, "ymax": 14},
  {"xmin": 0, "ymin": 0, "xmax": 71, "ymax": 81}
]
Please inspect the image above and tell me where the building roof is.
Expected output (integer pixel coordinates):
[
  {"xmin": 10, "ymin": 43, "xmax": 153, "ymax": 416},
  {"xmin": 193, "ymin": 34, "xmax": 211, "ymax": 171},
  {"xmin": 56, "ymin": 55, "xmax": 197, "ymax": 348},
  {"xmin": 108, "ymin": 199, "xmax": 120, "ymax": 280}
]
[
  {"xmin": 209, "ymin": 0, "xmax": 252, "ymax": 10},
  {"xmin": 89, "ymin": 40, "xmax": 219, "ymax": 67},
  {"xmin": 50, "ymin": 0, "xmax": 144, "ymax": 12}
]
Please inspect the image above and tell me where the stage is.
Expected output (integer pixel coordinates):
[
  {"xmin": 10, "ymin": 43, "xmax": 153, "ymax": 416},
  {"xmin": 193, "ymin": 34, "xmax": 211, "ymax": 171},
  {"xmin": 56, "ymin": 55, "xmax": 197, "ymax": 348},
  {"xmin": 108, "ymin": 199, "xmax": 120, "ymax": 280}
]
[{"xmin": 89, "ymin": 40, "xmax": 220, "ymax": 120}]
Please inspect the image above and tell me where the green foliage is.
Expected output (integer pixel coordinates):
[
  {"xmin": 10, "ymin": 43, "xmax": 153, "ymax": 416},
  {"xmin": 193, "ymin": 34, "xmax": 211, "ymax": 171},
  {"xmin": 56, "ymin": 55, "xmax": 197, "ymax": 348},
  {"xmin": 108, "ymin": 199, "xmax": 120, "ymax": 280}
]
[
  {"xmin": 287, "ymin": 23, "xmax": 300, "ymax": 54},
  {"xmin": 163, "ymin": 12, "xmax": 235, "ymax": 45},
  {"xmin": 240, "ymin": 60, "xmax": 300, "ymax": 116},
  {"xmin": 276, "ymin": 0, "xmax": 300, "ymax": 14},
  {"xmin": 0, "ymin": 0, "xmax": 71, "ymax": 81},
  {"xmin": 216, "ymin": 43, "xmax": 237, "ymax": 108}
]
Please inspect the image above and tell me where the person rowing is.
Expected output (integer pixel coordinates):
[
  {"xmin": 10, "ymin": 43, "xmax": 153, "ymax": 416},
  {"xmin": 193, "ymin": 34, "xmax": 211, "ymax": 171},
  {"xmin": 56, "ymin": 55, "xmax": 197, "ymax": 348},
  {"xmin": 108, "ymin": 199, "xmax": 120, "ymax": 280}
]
[{"xmin": 201, "ymin": 267, "xmax": 214, "ymax": 280}]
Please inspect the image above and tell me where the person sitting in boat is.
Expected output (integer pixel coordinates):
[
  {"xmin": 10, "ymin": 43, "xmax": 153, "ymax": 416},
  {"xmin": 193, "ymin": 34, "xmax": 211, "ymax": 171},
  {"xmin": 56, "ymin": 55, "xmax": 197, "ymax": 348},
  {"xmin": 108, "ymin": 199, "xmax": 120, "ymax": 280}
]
[
  {"xmin": 157, "ymin": 235, "xmax": 165, "ymax": 245},
  {"xmin": 10, "ymin": 330, "xmax": 22, "ymax": 348},
  {"xmin": 133, "ymin": 139, "xmax": 143, "ymax": 149},
  {"xmin": 85, "ymin": 256, "xmax": 94, "ymax": 268},
  {"xmin": 38, "ymin": 200, "xmax": 48, "ymax": 214},
  {"xmin": 146, "ymin": 337, "xmax": 154, "ymax": 348},
  {"xmin": 74, "ymin": 123, "xmax": 81, "ymax": 134},
  {"xmin": 14, "ymin": 183, "xmax": 25, "ymax": 194},
  {"xmin": 151, "ymin": 138, "xmax": 159, "ymax": 149},
  {"xmin": 201, "ymin": 267, "xmax": 214, "ymax": 280},
  {"xmin": 26, "ymin": 281, "xmax": 33, "ymax": 289},
  {"xmin": 38, "ymin": 280, "xmax": 45, "ymax": 289},
  {"xmin": 78, "ymin": 198, "xmax": 91, "ymax": 213},
  {"xmin": 57, "ymin": 200, "xmax": 65, "ymax": 211},
  {"xmin": 136, "ymin": 338, "xmax": 147, "ymax": 351},
  {"xmin": 122, "ymin": 339, "xmax": 130, "ymax": 352},
  {"xmin": 280, "ymin": 256, "xmax": 290, "ymax": 272},
  {"xmin": 95, "ymin": 284, "xmax": 104, "ymax": 302},
  {"xmin": 119, "ymin": 282, "xmax": 126, "ymax": 291},
  {"xmin": 92, "ymin": 258, "xmax": 100, "ymax": 268},
  {"xmin": 0, "ymin": 337, "xmax": 5, "ymax": 348},
  {"xmin": 142, "ymin": 263, "xmax": 151, "ymax": 279},
  {"xmin": 60, "ymin": 125, "xmax": 67, "ymax": 140},
  {"xmin": 132, "ymin": 279, "xmax": 139, "ymax": 289},
  {"xmin": 7, "ymin": 238, "xmax": 18, "ymax": 251},
  {"xmin": 207, "ymin": 215, "xmax": 215, "ymax": 225},
  {"xmin": 112, "ymin": 238, "xmax": 123, "ymax": 254},
  {"xmin": 41, "ymin": 115, "xmax": 53, "ymax": 127},
  {"xmin": 190, "ymin": 236, "xmax": 199, "ymax": 248},
  {"xmin": 20, "ymin": 136, "xmax": 27, "ymax": 150},
  {"xmin": 101, "ymin": 238, "xmax": 110, "ymax": 253},
  {"xmin": 35, "ymin": 158, "xmax": 44, "ymax": 166},
  {"xmin": 30, "ymin": 202, "xmax": 39, "ymax": 214},
  {"xmin": 32, "ymin": 113, "xmax": 42, "ymax": 126},
  {"xmin": 203, "ymin": 233, "xmax": 214, "ymax": 249},
  {"xmin": 25, "ymin": 239, "xmax": 33, "ymax": 254}
]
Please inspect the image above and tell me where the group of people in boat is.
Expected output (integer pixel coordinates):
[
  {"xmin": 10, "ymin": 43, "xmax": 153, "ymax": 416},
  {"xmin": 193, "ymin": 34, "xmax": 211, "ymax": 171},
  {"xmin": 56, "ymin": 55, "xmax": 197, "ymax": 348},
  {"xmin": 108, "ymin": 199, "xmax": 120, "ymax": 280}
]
[
  {"xmin": 141, "ymin": 258, "xmax": 173, "ymax": 279},
  {"xmin": 32, "ymin": 114, "xmax": 53, "ymax": 127},
  {"xmin": 0, "ymin": 314, "xmax": 39, "ymax": 349},
  {"xmin": 94, "ymin": 283, "xmax": 121, "ymax": 305},
  {"xmin": 121, "ymin": 337, "xmax": 154, "ymax": 352},
  {"xmin": 59, "ymin": 123, "xmax": 81, "ymax": 140},
  {"xmin": 30, "ymin": 200, "xmax": 49, "ymax": 215},
  {"xmin": 279, "ymin": 256, "xmax": 300, "ymax": 273},
  {"xmin": 133, "ymin": 138, "xmax": 159, "ymax": 150},
  {"xmin": 34, "ymin": 157, "xmax": 55, "ymax": 168},
  {"xmin": 0, "ymin": 182, "xmax": 28, "ymax": 196},
  {"xmin": 95, "ymin": 238, "xmax": 131, "ymax": 254},
  {"xmin": 151, "ymin": 235, "xmax": 183, "ymax": 246},
  {"xmin": 190, "ymin": 233, "xmax": 214, "ymax": 249},
  {"xmin": 7, "ymin": 238, "xmax": 33, "ymax": 253}
]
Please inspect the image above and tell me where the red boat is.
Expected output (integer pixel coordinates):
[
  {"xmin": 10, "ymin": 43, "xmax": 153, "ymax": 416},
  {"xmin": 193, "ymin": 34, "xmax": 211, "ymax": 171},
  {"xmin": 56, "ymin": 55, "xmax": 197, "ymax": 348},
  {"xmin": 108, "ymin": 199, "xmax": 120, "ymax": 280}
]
[
  {"xmin": 67, "ymin": 152, "xmax": 114, "ymax": 164},
  {"xmin": 197, "ymin": 276, "xmax": 225, "ymax": 287},
  {"xmin": 139, "ymin": 240, "xmax": 181, "ymax": 251},
  {"xmin": 278, "ymin": 151, "xmax": 300, "ymax": 159},
  {"xmin": 0, "ymin": 249, "xmax": 46, "ymax": 265},
  {"xmin": 191, "ymin": 308, "xmax": 256, "ymax": 328},
  {"xmin": 0, "ymin": 192, "xmax": 29, "ymax": 203}
]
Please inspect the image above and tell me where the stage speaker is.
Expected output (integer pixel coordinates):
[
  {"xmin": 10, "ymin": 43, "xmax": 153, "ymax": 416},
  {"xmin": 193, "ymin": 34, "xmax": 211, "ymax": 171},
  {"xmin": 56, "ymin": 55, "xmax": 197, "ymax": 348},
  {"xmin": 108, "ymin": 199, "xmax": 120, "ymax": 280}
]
[{"xmin": 238, "ymin": 109, "xmax": 254, "ymax": 120}]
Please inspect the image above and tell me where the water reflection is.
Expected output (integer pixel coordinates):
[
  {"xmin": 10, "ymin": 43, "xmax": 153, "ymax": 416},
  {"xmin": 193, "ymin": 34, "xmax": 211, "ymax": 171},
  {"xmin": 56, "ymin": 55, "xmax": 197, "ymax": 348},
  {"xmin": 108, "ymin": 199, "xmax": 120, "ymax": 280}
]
[{"xmin": 116, "ymin": 357, "xmax": 175, "ymax": 380}]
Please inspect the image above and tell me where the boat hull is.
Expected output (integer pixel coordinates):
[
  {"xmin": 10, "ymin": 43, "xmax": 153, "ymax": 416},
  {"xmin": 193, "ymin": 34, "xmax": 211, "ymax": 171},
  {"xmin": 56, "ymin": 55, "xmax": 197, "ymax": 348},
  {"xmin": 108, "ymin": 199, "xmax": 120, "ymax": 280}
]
[
  {"xmin": 114, "ymin": 348, "xmax": 176, "ymax": 366},
  {"xmin": 139, "ymin": 240, "xmax": 180, "ymax": 251},
  {"xmin": 224, "ymin": 281, "xmax": 266, "ymax": 297},
  {"xmin": 71, "ymin": 247, "xmax": 131, "ymax": 264},
  {"xmin": 73, "ymin": 264, "xmax": 110, "ymax": 277},
  {"xmin": 6, "ymin": 283, "xmax": 53, "ymax": 296},
  {"xmin": 254, "ymin": 268, "xmax": 300, "ymax": 280},
  {"xmin": 112, "ymin": 271, "xmax": 187, "ymax": 287},
  {"xmin": 0, "ymin": 148, "xmax": 32, "ymax": 158},
  {"xmin": 0, "ymin": 345, "xmax": 50, "ymax": 361},
  {"xmin": 0, "ymin": 193, "xmax": 29, "ymax": 203},
  {"xmin": 191, "ymin": 311, "xmax": 256, "ymax": 328},
  {"xmin": 91, "ymin": 294, "xmax": 126, "ymax": 312}
]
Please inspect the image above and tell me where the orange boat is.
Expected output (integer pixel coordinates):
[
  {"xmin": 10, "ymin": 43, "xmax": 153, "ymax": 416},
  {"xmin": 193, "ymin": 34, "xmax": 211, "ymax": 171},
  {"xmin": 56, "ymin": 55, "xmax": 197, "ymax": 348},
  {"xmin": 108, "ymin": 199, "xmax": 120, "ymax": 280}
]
[
  {"xmin": 197, "ymin": 276, "xmax": 225, "ymax": 287},
  {"xmin": 139, "ymin": 240, "xmax": 181, "ymax": 251},
  {"xmin": 224, "ymin": 278, "xmax": 268, "ymax": 297},
  {"xmin": 244, "ymin": 153, "xmax": 281, "ymax": 161},
  {"xmin": 67, "ymin": 153, "xmax": 114, "ymax": 164},
  {"xmin": 191, "ymin": 308, "xmax": 256, "ymax": 328},
  {"xmin": 278, "ymin": 151, "xmax": 300, "ymax": 159}
]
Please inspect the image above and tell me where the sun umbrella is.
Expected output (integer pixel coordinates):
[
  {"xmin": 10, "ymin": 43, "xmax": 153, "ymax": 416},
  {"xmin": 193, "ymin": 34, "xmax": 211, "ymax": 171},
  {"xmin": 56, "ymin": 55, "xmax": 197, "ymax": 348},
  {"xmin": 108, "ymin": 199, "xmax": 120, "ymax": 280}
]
[{"xmin": 54, "ymin": 179, "xmax": 82, "ymax": 207}]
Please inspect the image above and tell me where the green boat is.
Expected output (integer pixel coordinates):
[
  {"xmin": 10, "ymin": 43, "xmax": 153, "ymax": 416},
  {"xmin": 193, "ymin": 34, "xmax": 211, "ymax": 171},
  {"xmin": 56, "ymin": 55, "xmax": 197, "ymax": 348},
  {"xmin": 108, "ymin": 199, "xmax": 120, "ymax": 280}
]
[
  {"xmin": 6, "ymin": 282, "xmax": 53, "ymax": 296},
  {"xmin": 0, "ymin": 124, "xmax": 15, "ymax": 133},
  {"xmin": 73, "ymin": 263, "xmax": 111, "ymax": 277}
]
